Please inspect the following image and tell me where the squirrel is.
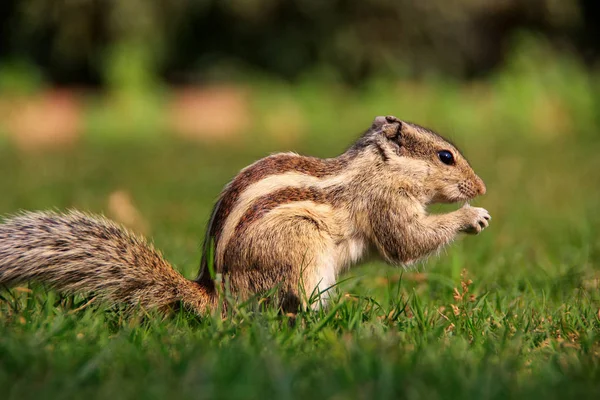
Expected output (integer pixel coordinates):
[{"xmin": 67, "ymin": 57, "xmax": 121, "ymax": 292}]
[{"xmin": 0, "ymin": 116, "xmax": 490, "ymax": 315}]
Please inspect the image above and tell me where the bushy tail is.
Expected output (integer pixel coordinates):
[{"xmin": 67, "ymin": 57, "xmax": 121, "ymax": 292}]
[{"xmin": 0, "ymin": 211, "xmax": 214, "ymax": 314}]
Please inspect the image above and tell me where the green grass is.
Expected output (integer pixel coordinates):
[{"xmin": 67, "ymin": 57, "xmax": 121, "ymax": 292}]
[
  {"xmin": 1, "ymin": 132, "xmax": 599, "ymax": 399},
  {"xmin": 1, "ymin": 44, "xmax": 600, "ymax": 398}
]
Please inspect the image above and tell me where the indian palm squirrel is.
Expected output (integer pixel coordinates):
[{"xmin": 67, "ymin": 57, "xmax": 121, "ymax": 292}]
[{"xmin": 0, "ymin": 116, "xmax": 490, "ymax": 314}]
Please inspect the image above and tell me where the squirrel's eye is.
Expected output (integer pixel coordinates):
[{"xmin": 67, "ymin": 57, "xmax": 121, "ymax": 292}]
[{"xmin": 438, "ymin": 150, "xmax": 455, "ymax": 165}]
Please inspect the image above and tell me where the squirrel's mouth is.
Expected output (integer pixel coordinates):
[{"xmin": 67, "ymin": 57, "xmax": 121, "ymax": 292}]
[
  {"xmin": 435, "ymin": 187, "xmax": 472, "ymax": 204},
  {"xmin": 458, "ymin": 179, "xmax": 487, "ymax": 198},
  {"xmin": 429, "ymin": 181, "xmax": 483, "ymax": 205},
  {"xmin": 458, "ymin": 183, "xmax": 478, "ymax": 199}
]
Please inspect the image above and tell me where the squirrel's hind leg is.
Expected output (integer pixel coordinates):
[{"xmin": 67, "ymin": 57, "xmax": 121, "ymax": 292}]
[{"xmin": 223, "ymin": 211, "xmax": 338, "ymax": 312}]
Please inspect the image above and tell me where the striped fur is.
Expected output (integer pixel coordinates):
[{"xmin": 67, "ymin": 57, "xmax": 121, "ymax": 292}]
[
  {"xmin": 198, "ymin": 116, "xmax": 489, "ymax": 309},
  {"xmin": 0, "ymin": 211, "xmax": 214, "ymax": 314},
  {"xmin": 0, "ymin": 116, "xmax": 490, "ymax": 314}
]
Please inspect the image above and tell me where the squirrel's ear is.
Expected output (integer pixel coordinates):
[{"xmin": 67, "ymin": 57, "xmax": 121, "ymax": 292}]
[
  {"xmin": 371, "ymin": 116, "xmax": 388, "ymax": 129},
  {"xmin": 371, "ymin": 114, "xmax": 399, "ymax": 126},
  {"xmin": 370, "ymin": 116, "xmax": 402, "ymax": 142},
  {"xmin": 382, "ymin": 116, "xmax": 402, "ymax": 140}
]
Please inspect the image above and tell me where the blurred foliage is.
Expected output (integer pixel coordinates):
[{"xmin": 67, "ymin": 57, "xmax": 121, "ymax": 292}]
[
  {"xmin": 0, "ymin": 60, "xmax": 45, "ymax": 96},
  {"xmin": 69, "ymin": 33, "xmax": 597, "ymax": 149},
  {"xmin": 0, "ymin": 0, "xmax": 597, "ymax": 86}
]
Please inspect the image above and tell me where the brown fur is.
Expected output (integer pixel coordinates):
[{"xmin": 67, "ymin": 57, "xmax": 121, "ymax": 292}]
[
  {"xmin": 0, "ymin": 116, "xmax": 490, "ymax": 315},
  {"xmin": 208, "ymin": 154, "xmax": 349, "ymax": 241},
  {"xmin": 234, "ymin": 186, "xmax": 335, "ymax": 236},
  {"xmin": 0, "ymin": 211, "xmax": 215, "ymax": 314},
  {"xmin": 197, "ymin": 153, "xmax": 350, "ymax": 287}
]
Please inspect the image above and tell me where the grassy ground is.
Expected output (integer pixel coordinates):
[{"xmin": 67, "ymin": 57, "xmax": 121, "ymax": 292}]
[{"xmin": 1, "ymin": 51, "xmax": 600, "ymax": 398}]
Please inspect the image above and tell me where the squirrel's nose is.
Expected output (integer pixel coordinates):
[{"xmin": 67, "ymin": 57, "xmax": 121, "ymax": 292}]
[{"xmin": 475, "ymin": 176, "xmax": 486, "ymax": 195}]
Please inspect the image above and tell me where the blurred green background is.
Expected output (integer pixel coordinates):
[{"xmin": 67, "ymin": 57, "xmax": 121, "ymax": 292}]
[
  {"xmin": 1, "ymin": 1, "xmax": 600, "ymax": 399},
  {"xmin": 0, "ymin": 0, "xmax": 598, "ymax": 272},
  {"xmin": 0, "ymin": 0, "xmax": 599, "ymax": 149}
]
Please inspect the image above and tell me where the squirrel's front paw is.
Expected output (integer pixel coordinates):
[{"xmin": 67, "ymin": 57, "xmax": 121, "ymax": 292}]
[{"xmin": 458, "ymin": 205, "xmax": 491, "ymax": 235}]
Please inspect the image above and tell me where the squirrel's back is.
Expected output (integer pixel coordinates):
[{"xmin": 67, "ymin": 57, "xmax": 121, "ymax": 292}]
[{"xmin": 0, "ymin": 211, "xmax": 214, "ymax": 313}]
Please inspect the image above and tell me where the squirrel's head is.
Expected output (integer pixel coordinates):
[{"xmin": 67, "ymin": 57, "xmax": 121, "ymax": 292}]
[{"xmin": 356, "ymin": 116, "xmax": 486, "ymax": 204}]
